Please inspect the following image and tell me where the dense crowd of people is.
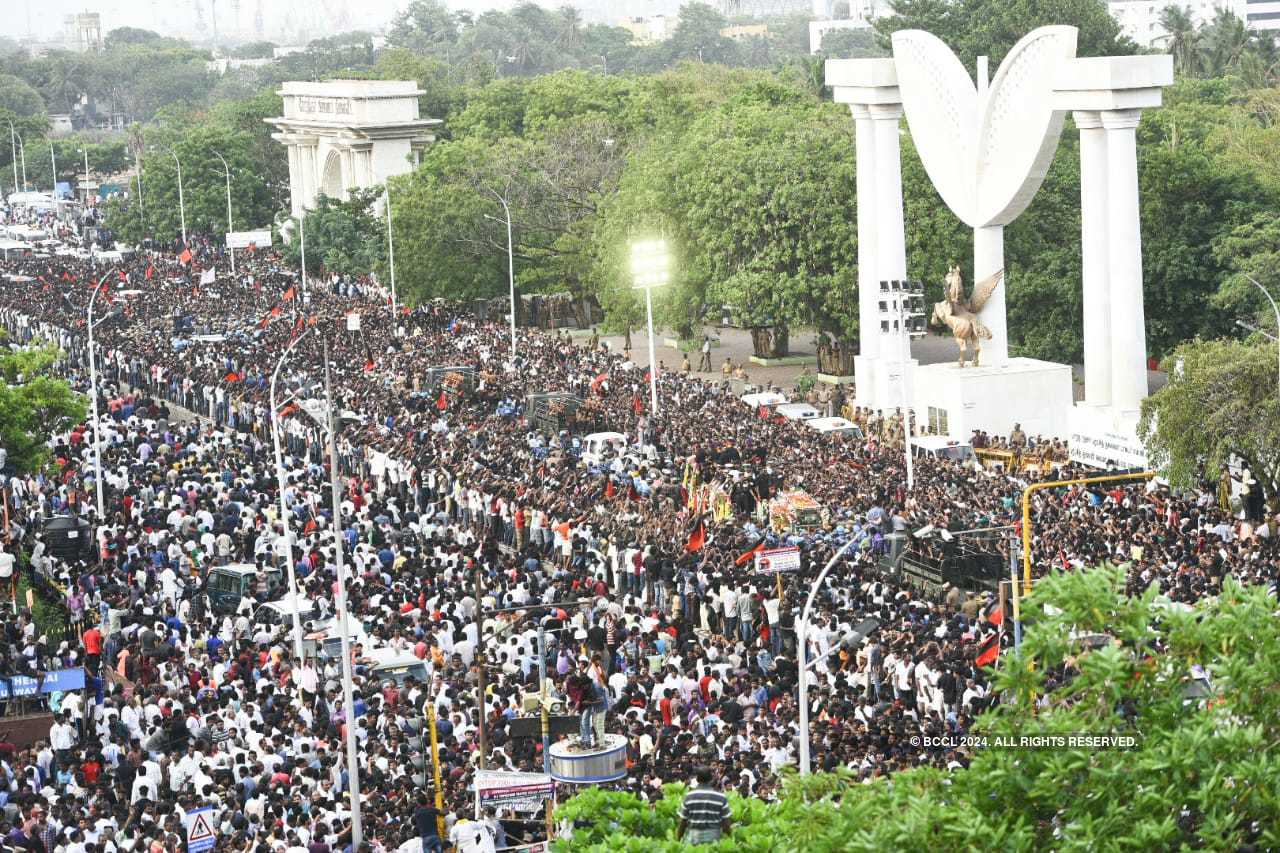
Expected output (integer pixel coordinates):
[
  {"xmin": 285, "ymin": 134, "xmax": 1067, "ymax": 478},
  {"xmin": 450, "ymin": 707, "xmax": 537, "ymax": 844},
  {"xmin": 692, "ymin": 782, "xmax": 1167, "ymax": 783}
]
[{"xmin": 0, "ymin": 213, "xmax": 1277, "ymax": 853}]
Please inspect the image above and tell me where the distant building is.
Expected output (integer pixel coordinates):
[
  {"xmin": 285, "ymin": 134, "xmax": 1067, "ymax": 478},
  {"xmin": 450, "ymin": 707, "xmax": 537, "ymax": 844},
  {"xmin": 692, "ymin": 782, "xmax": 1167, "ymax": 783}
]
[
  {"xmin": 619, "ymin": 16, "xmax": 675, "ymax": 45},
  {"xmin": 68, "ymin": 12, "xmax": 103, "ymax": 52},
  {"xmin": 47, "ymin": 114, "xmax": 75, "ymax": 136},
  {"xmin": 273, "ymin": 45, "xmax": 308, "ymax": 59},
  {"xmin": 721, "ymin": 23, "xmax": 770, "ymax": 40},
  {"xmin": 1107, "ymin": 0, "xmax": 1253, "ymax": 46},
  {"xmin": 206, "ymin": 57, "xmax": 276, "ymax": 74}
]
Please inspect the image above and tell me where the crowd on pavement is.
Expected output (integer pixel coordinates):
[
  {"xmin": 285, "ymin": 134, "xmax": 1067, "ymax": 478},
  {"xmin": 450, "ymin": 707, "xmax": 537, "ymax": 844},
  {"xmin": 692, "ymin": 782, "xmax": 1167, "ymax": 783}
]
[{"xmin": 0, "ymin": 217, "xmax": 1277, "ymax": 853}]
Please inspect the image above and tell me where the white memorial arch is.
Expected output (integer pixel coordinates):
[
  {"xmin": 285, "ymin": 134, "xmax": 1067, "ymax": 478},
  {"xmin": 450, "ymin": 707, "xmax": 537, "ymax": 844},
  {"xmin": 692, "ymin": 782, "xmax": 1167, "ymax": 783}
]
[
  {"xmin": 827, "ymin": 29, "xmax": 1172, "ymax": 465},
  {"xmin": 268, "ymin": 80, "xmax": 441, "ymax": 218}
]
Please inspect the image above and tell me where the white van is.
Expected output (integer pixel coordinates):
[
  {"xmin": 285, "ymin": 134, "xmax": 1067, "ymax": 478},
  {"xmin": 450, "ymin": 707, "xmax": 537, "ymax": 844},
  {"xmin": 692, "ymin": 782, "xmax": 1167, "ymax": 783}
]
[
  {"xmin": 366, "ymin": 649, "xmax": 430, "ymax": 687},
  {"xmin": 910, "ymin": 436, "xmax": 975, "ymax": 462},
  {"xmin": 253, "ymin": 593, "xmax": 320, "ymax": 628},
  {"xmin": 741, "ymin": 391, "xmax": 788, "ymax": 410},
  {"xmin": 805, "ymin": 417, "xmax": 865, "ymax": 438},
  {"xmin": 581, "ymin": 431, "xmax": 628, "ymax": 467},
  {"xmin": 776, "ymin": 403, "xmax": 821, "ymax": 422}
]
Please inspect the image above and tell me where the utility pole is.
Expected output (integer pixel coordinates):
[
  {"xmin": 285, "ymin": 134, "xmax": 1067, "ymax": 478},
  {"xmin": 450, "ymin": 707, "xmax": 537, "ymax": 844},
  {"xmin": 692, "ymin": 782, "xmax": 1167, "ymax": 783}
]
[
  {"xmin": 323, "ymin": 338, "xmax": 363, "ymax": 848},
  {"xmin": 475, "ymin": 561, "xmax": 487, "ymax": 770}
]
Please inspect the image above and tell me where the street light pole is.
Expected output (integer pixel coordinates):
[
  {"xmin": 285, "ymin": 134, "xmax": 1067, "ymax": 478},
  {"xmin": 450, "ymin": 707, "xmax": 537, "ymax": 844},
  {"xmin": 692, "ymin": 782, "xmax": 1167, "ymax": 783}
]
[
  {"xmin": 1245, "ymin": 276, "xmax": 1280, "ymax": 395},
  {"xmin": 630, "ymin": 239, "xmax": 671, "ymax": 415},
  {"xmin": 49, "ymin": 141, "xmax": 57, "ymax": 198},
  {"xmin": 299, "ymin": 213, "xmax": 308, "ymax": 300},
  {"xmin": 86, "ymin": 277, "xmax": 107, "ymax": 527},
  {"xmin": 269, "ymin": 327, "xmax": 311, "ymax": 662},
  {"xmin": 16, "ymin": 137, "xmax": 27, "ymax": 192},
  {"xmin": 132, "ymin": 148, "xmax": 145, "ymax": 236},
  {"xmin": 81, "ymin": 147, "xmax": 90, "ymax": 203},
  {"xmin": 485, "ymin": 189, "xmax": 517, "ymax": 361},
  {"xmin": 797, "ymin": 535, "xmax": 860, "ymax": 775},
  {"xmin": 5, "ymin": 121, "xmax": 16, "ymax": 196},
  {"xmin": 166, "ymin": 149, "xmax": 187, "ymax": 246},
  {"xmin": 385, "ymin": 181, "xmax": 398, "ymax": 320},
  {"xmin": 214, "ymin": 151, "xmax": 234, "ymax": 275},
  {"xmin": 321, "ymin": 337, "xmax": 363, "ymax": 848}
]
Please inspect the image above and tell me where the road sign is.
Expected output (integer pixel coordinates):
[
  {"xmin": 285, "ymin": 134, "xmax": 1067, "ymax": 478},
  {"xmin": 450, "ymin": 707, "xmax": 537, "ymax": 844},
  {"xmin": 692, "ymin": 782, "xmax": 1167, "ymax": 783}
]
[
  {"xmin": 184, "ymin": 806, "xmax": 217, "ymax": 853},
  {"xmin": 754, "ymin": 547, "xmax": 801, "ymax": 576}
]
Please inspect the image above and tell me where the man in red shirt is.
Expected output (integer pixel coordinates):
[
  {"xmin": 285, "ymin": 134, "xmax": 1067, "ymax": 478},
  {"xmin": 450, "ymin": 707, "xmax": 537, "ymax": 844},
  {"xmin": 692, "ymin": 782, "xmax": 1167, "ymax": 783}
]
[{"xmin": 82, "ymin": 623, "xmax": 104, "ymax": 675}]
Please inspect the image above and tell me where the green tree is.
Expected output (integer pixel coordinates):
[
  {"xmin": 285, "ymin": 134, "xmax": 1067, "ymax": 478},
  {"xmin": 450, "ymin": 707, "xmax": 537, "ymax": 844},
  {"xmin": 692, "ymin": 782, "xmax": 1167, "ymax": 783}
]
[
  {"xmin": 819, "ymin": 27, "xmax": 885, "ymax": 59},
  {"xmin": 0, "ymin": 74, "xmax": 45, "ymax": 117},
  {"xmin": 874, "ymin": 0, "xmax": 1134, "ymax": 68},
  {"xmin": 665, "ymin": 3, "xmax": 741, "ymax": 66},
  {"xmin": 1140, "ymin": 338, "xmax": 1280, "ymax": 499},
  {"xmin": 0, "ymin": 343, "xmax": 87, "ymax": 475},
  {"xmin": 282, "ymin": 188, "xmax": 387, "ymax": 277},
  {"xmin": 387, "ymin": 0, "xmax": 462, "ymax": 56},
  {"xmin": 104, "ymin": 117, "xmax": 278, "ymax": 246},
  {"xmin": 232, "ymin": 41, "xmax": 278, "ymax": 60},
  {"xmin": 554, "ymin": 565, "xmax": 1280, "ymax": 850},
  {"xmin": 1159, "ymin": 5, "xmax": 1202, "ymax": 76}
]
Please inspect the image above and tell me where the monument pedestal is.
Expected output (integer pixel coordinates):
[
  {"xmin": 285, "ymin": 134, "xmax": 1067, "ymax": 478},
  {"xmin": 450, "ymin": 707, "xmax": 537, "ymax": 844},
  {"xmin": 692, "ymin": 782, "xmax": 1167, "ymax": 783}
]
[
  {"xmin": 855, "ymin": 355, "xmax": 919, "ymax": 412},
  {"xmin": 1067, "ymin": 404, "xmax": 1147, "ymax": 468},
  {"xmin": 912, "ymin": 357, "xmax": 1073, "ymax": 440}
]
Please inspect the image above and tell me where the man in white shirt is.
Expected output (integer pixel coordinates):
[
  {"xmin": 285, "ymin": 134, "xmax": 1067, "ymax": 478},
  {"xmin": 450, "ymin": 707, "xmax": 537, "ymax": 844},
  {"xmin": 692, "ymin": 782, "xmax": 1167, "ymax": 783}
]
[{"xmin": 449, "ymin": 818, "xmax": 496, "ymax": 853}]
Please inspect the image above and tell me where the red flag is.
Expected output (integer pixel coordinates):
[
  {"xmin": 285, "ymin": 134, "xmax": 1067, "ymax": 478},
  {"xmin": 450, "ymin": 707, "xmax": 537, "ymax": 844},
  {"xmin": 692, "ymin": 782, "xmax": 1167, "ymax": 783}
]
[
  {"xmin": 247, "ymin": 242, "xmax": 257, "ymax": 253},
  {"xmin": 735, "ymin": 540, "xmax": 766, "ymax": 567},
  {"xmin": 224, "ymin": 371, "xmax": 241, "ymax": 382},
  {"xmin": 363, "ymin": 360, "xmax": 375, "ymax": 372},
  {"xmin": 684, "ymin": 517, "xmax": 706, "ymax": 553},
  {"xmin": 61, "ymin": 271, "xmax": 74, "ymax": 282},
  {"xmin": 145, "ymin": 265, "xmax": 154, "ymax": 280},
  {"xmin": 290, "ymin": 315, "xmax": 305, "ymax": 339},
  {"xmin": 117, "ymin": 270, "xmax": 127, "ymax": 282},
  {"xmin": 627, "ymin": 482, "xmax": 639, "ymax": 502},
  {"xmin": 975, "ymin": 631, "xmax": 1000, "ymax": 667},
  {"xmin": 436, "ymin": 391, "xmax": 448, "ymax": 411},
  {"xmin": 279, "ymin": 402, "xmax": 299, "ymax": 418},
  {"xmin": 401, "ymin": 306, "xmax": 409, "ymax": 316},
  {"xmin": 984, "ymin": 599, "xmax": 1004, "ymax": 627},
  {"xmin": 282, "ymin": 286, "xmax": 296, "ymax": 302},
  {"xmin": 179, "ymin": 248, "xmax": 193, "ymax": 265},
  {"xmin": 605, "ymin": 479, "xmax": 615, "ymax": 499},
  {"xmin": 632, "ymin": 394, "xmax": 643, "ymax": 416},
  {"xmin": 308, "ymin": 316, "xmax": 317, "ymax": 327}
]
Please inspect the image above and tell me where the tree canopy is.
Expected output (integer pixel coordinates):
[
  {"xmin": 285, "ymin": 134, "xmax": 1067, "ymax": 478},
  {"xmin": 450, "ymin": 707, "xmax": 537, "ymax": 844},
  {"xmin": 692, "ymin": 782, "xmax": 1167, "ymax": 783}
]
[
  {"xmin": 554, "ymin": 565, "xmax": 1280, "ymax": 851},
  {"xmin": 0, "ymin": 341, "xmax": 87, "ymax": 475}
]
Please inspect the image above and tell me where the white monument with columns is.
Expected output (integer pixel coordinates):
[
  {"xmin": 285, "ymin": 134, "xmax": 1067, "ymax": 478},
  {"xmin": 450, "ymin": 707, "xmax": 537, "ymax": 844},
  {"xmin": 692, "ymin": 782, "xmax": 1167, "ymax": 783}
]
[
  {"xmin": 826, "ymin": 29, "xmax": 1171, "ymax": 458},
  {"xmin": 268, "ymin": 80, "xmax": 441, "ymax": 218}
]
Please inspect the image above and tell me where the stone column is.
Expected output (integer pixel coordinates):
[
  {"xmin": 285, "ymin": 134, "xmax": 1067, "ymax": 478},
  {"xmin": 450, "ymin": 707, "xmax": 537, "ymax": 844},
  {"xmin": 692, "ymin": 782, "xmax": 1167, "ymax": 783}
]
[
  {"xmin": 299, "ymin": 142, "xmax": 319, "ymax": 211},
  {"xmin": 285, "ymin": 142, "xmax": 304, "ymax": 219},
  {"xmin": 339, "ymin": 147, "xmax": 355, "ymax": 200},
  {"xmin": 974, "ymin": 225, "xmax": 1006, "ymax": 367},
  {"xmin": 852, "ymin": 104, "xmax": 879, "ymax": 363},
  {"xmin": 1075, "ymin": 110, "xmax": 1112, "ymax": 406},
  {"xmin": 870, "ymin": 103, "xmax": 910, "ymax": 408},
  {"xmin": 1102, "ymin": 109, "xmax": 1147, "ymax": 413}
]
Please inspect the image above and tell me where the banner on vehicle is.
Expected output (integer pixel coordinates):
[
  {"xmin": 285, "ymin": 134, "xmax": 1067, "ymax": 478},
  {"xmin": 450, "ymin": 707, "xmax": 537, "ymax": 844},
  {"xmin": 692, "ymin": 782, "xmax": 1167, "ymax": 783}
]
[
  {"xmin": 754, "ymin": 547, "xmax": 801, "ymax": 575},
  {"xmin": 475, "ymin": 770, "xmax": 554, "ymax": 811}
]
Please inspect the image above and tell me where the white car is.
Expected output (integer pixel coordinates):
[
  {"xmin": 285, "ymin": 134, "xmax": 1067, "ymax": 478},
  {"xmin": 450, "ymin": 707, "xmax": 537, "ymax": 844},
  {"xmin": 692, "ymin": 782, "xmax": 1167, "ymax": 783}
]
[
  {"xmin": 741, "ymin": 391, "xmax": 788, "ymax": 410},
  {"xmin": 775, "ymin": 403, "xmax": 821, "ymax": 422},
  {"xmin": 805, "ymin": 417, "xmax": 864, "ymax": 438}
]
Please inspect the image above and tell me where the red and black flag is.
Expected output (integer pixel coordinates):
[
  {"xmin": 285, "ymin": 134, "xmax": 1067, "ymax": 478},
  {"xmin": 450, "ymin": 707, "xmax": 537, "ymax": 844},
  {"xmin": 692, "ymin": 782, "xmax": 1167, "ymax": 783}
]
[
  {"xmin": 604, "ymin": 478, "xmax": 615, "ymax": 499},
  {"xmin": 975, "ymin": 631, "xmax": 1000, "ymax": 668},
  {"xmin": 735, "ymin": 539, "xmax": 766, "ymax": 567},
  {"xmin": 684, "ymin": 514, "xmax": 707, "ymax": 553}
]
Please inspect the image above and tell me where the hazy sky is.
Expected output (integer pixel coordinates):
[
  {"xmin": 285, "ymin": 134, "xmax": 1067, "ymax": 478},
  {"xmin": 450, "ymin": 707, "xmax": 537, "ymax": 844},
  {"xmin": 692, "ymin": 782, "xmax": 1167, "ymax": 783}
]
[{"xmin": 2, "ymin": 0, "xmax": 681, "ymax": 44}]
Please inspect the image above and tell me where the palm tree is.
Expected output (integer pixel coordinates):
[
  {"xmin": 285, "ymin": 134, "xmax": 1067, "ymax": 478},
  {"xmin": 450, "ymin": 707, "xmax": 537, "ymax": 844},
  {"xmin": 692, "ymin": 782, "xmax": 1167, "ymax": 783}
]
[
  {"xmin": 1200, "ymin": 9, "xmax": 1250, "ymax": 77},
  {"xmin": 1158, "ymin": 5, "xmax": 1201, "ymax": 77}
]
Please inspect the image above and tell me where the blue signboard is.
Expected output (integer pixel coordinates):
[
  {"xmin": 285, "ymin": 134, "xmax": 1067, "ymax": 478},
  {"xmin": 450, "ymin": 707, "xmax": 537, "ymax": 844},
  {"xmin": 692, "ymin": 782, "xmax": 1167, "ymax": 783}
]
[{"xmin": 0, "ymin": 668, "xmax": 86, "ymax": 699}]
